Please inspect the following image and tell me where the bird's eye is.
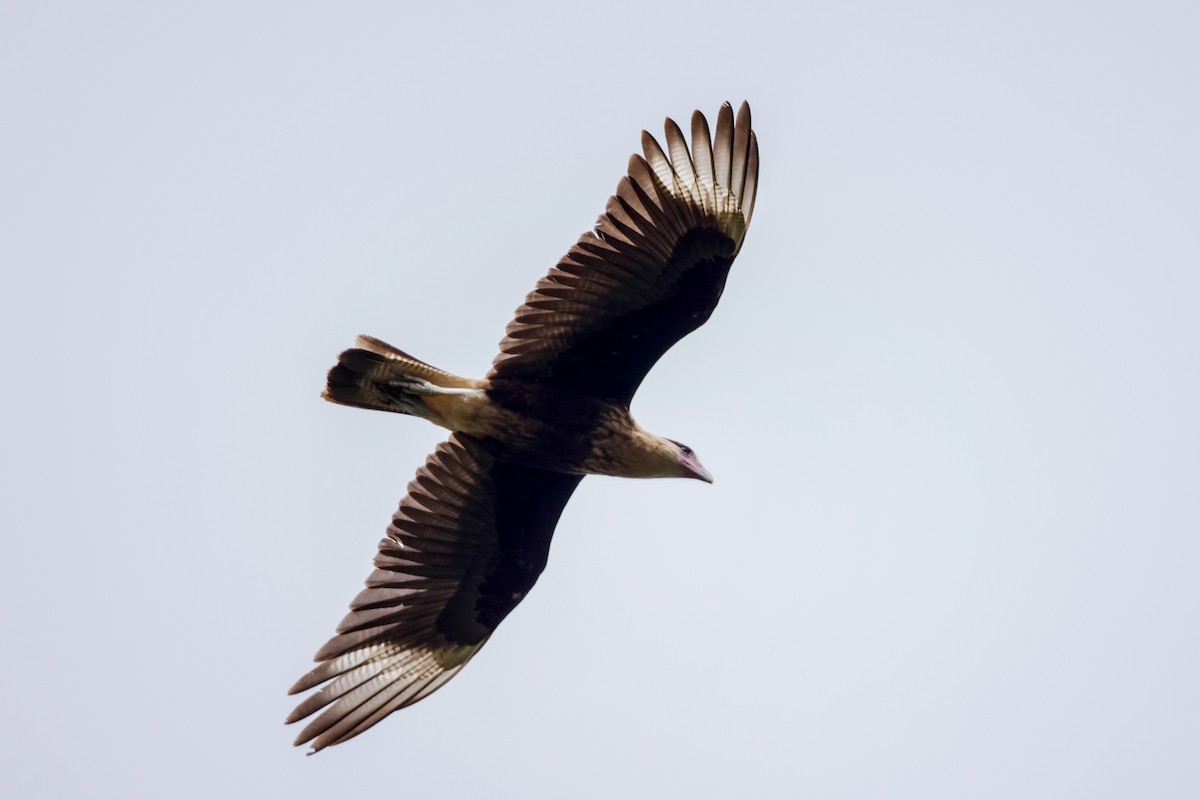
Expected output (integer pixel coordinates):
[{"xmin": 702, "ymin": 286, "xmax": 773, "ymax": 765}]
[{"xmin": 680, "ymin": 445, "xmax": 692, "ymax": 455}]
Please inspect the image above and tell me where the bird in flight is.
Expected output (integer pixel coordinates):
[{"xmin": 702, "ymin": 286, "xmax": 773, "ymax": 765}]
[{"xmin": 288, "ymin": 102, "xmax": 759, "ymax": 752}]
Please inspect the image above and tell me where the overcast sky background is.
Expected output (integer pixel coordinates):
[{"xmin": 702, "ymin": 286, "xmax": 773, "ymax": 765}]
[{"xmin": 4, "ymin": 1, "xmax": 1198, "ymax": 797}]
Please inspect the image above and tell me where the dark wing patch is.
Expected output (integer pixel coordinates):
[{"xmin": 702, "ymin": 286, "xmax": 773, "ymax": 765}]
[
  {"xmin": 287, "ymin": 434, "xmax": 582, "ymax": 752},
  {"xmin": 489, "ymin": 102, "xmax": 759, "ymax": 403}
]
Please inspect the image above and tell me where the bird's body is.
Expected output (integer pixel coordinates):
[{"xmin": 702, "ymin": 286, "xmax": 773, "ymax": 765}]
[
  {"xmin": 326, "ymin": 337, "xmax": 700, "ymax": 479},
  {"xmin": 289, "ymin": 102, "xmax": 759, "ymax": 752}
]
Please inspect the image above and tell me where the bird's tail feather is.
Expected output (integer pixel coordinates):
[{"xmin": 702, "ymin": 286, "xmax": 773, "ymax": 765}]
[{"xmin": 324, "ymin": 335, "xmax": 482, "ymax": 423}]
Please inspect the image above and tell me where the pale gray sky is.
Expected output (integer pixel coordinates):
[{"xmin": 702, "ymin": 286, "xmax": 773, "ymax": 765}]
[{"xmin": 4, "ymin": 1, "xmax": 1198, "ymax": 797}]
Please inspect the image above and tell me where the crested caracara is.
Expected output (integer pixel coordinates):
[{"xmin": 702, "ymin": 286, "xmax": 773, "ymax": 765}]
[{"xmin": 288, "ymin": 102, "xmax": 759, "ymax": 752}]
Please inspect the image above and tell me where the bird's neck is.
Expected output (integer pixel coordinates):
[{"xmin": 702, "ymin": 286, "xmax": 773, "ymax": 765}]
[{"xmin": 581, "ymin": 412, "xmax": 681, "ymax": 479}]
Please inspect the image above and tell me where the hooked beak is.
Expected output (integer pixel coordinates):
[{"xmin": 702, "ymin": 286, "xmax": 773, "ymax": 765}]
[{"xmin": 681, "ymin": 451, "xmax": 714, "ymax": 484}]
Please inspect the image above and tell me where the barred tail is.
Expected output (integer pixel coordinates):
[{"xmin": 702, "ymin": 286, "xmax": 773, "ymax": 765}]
[{"xmin": 324, "ymin": 335, "xmax": 483, "ymax": 423}]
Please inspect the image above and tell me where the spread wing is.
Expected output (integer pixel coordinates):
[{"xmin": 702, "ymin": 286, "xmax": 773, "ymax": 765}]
[
  {"xmin": 488, "ymin": 101, "xmax": 759, "ymax": 404},
  {"xmin": 287, "ymin": 434, "xmax": 583, "ymax": 753}
]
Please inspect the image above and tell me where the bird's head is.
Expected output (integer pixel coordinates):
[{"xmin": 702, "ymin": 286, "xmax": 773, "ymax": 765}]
[{"xmin": 668, "ymin": 439, "xmax": 714, "ymax": 484}]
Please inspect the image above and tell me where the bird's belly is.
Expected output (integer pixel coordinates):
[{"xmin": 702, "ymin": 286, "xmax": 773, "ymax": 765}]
[
  {"xmin": 449, "ymin": 382, "xmax": 620, "ymax": 474},
  {"xmin": 468, "ymin": 405, "xmax": 595, "ymax": 473}
]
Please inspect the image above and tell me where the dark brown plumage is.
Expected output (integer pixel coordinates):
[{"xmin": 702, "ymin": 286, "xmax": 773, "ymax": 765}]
[{"xmin": 289, "ymin": 102, "xmax": 759, "ymax": 752}]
